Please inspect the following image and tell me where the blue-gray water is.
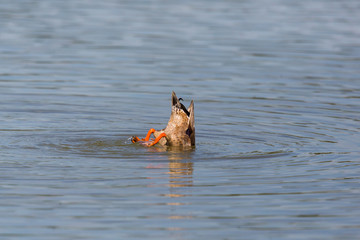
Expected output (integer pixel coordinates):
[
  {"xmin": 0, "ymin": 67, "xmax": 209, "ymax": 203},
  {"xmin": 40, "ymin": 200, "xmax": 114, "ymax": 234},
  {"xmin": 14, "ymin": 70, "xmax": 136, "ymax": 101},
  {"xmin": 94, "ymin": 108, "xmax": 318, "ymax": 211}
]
[{"xmin": 1, "ymin": 0, "xmax": 360, "ymax": 239}]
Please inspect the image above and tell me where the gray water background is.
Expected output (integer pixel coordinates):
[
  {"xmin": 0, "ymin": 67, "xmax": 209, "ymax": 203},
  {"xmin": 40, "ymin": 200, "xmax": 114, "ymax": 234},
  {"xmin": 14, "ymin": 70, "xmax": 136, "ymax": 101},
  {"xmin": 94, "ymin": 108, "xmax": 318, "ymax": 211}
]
[{"xmin": 1, "ymin": 0, "xmax": 360, "ymax": 239}]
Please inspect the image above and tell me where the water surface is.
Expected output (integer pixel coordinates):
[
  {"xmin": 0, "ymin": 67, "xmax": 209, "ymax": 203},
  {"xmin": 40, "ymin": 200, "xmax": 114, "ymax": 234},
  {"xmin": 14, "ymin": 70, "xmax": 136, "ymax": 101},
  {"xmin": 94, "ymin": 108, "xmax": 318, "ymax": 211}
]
[{"xmin": 1, "ymin": 0, "xmax": 360, "ymax": 239}]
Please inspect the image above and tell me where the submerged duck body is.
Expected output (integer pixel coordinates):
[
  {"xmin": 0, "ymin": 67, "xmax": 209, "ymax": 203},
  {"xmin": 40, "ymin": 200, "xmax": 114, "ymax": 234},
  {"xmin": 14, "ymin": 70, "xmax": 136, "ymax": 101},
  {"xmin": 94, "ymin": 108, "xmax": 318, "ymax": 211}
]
[{"xmin": 131, "ymin": 91, "xmax": 195, "ymax": 147}]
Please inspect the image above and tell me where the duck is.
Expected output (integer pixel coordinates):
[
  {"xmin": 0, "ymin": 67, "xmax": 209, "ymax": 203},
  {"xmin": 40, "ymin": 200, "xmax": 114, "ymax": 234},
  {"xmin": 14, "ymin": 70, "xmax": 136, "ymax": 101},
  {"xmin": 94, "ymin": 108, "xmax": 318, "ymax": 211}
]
[{"xmin": 131, "ymin": 91, "xmax": 195, "ymax": 147}]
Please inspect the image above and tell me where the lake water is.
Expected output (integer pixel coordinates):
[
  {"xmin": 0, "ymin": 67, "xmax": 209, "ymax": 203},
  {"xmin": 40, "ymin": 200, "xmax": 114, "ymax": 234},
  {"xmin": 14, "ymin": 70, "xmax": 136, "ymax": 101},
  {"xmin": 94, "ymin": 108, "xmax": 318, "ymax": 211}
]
[{"xmin": 1, "ymin": 0, "xmax": 360, "ymax": 239}]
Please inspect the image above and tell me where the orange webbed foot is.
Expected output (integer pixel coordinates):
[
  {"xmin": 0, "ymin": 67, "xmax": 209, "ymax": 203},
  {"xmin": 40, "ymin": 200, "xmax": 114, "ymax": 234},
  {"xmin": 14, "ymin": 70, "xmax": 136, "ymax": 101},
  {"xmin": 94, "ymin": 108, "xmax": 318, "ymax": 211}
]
[{"xmin": 131, "ymin": 136, "xmax": 141, "ymax": 143}]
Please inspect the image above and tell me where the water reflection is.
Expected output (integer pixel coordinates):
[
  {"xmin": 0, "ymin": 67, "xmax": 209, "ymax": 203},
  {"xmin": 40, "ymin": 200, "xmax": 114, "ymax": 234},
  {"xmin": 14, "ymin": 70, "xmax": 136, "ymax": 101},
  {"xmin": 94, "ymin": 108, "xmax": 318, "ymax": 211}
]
[
  {"xmin": 166, "ymin": 148, "xmax": 194, "ymax": 188},
  {"xmin": 164, "ymin": 149, "xmax": 195, "ymax": 223},
  {"xmin": 145, "ymin": 146, "xmax": 194, "ymax": 193},
  {"xmin": 146, "ymin": 146, "xmax": 195, "ymax": 222},
  {"xmin": 165, "ymin": 147, "xmax": 194, "ymax": 194},
  {"xmin": 167, "ymin": 160, "xmax": 193, "ymax": 189}
]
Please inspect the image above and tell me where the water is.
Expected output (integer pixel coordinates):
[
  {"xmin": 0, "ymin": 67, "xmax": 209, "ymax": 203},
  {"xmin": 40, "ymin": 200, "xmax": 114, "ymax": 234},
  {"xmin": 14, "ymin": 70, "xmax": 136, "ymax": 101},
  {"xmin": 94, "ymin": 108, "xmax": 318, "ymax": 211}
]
[{"xmin": 1, "ymin": 0, "xmax": 360, "ymax": 239}]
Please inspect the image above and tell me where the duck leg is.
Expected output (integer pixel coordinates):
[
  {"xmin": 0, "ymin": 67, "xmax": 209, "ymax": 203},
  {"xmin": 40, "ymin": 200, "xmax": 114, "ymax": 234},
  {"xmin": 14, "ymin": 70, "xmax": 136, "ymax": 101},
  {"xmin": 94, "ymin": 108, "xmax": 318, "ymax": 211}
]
[
  {"xmin": 131, "ymin": 128, "xmax": 166, "ymax": 147},
  {"xmin": 131, "ymin": 128, "xmax": 156, "ymax": 143},
  {"xmin": 139, "ymin": 133, "xmax": 166, "ymax": 147},
  {"xmin": 144, "ymin": 128, "xmax": 156, "ymax": 141}
]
